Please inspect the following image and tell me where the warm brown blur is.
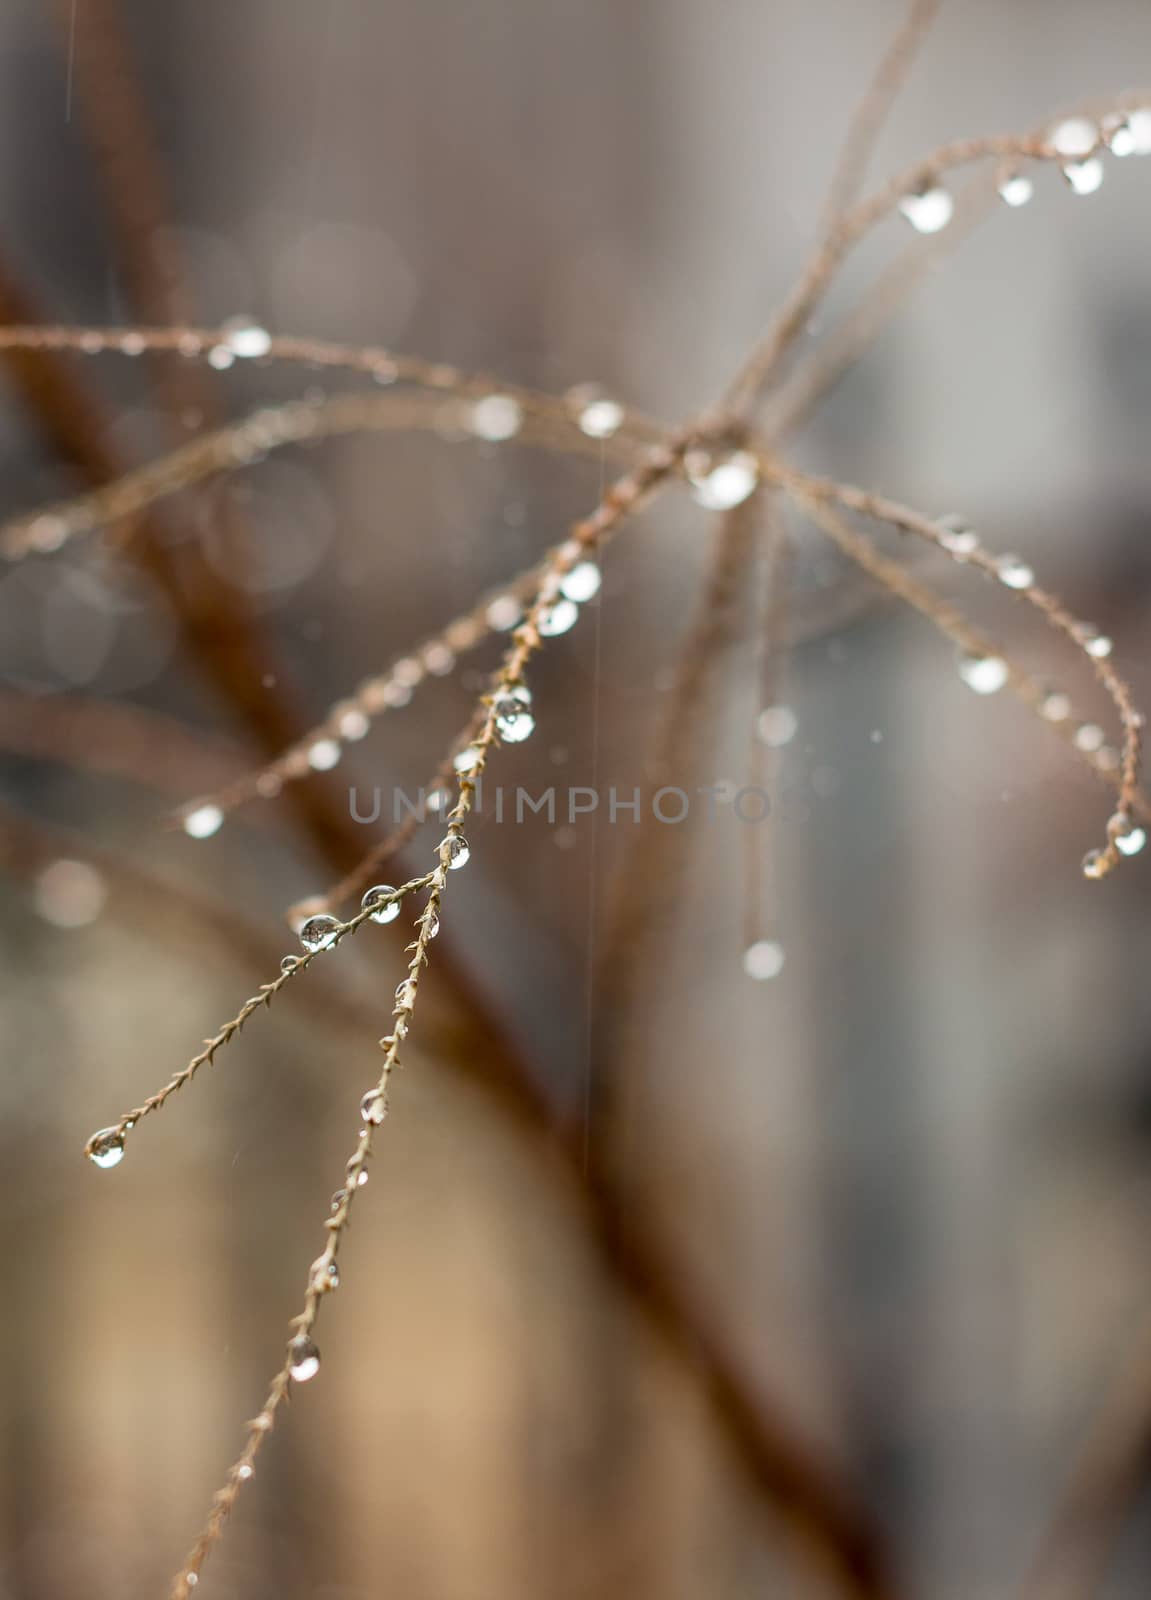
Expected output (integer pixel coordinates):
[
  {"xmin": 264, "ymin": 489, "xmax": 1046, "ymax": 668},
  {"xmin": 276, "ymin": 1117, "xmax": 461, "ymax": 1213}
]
[{"xmin": 4, "ymin": 2, "xmax": 1151, "ymax": 1598}]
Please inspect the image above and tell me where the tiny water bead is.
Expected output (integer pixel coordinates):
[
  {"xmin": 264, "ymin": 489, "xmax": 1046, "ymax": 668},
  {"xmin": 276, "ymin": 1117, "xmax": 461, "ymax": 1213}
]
[
  {"xmin": 453, "ymin": 745, "xmax": 482, "ymax": 774},
  {"xmin": 87, "ymin": 1127, "xmax": 126, "ymax": 1169},
  {"xmin": 538, "ymin": 597, "xmax": 579, "ymax": 636},
  {"xmin": 957, "ymin": 651, "xmax": 1008, "ymax": 695},
  {"xmin": 1082, "ymin": 848, "xmax": 1109, "ymax": 881},
  {"xmin": 362, "ymin": 885, "xmax": 400, "ymax": 925},
  {"xmin": 494, "ymin": 686, "xmax": 535, "ymax": 742},
  {"xmin": 220, "ymin": 317, "xmax": 273, "ymax": 359},
  {"xmin": 743, "ymin": 940, "xmax": 785, "ymax": 981},
  {"xmin": 426, "ymin": 908, "xmax": 440, "ymax": 938},
  {"xmin": 280, "ymin": 955, "xmax": 301, "ymax": 974},
  {"xmin": 1040, "ymin": 690, "xmax": 1072, "ymax": 723},
  {"xmin": 443, "ymin": 834, "xmax": 471, "ymax": 869},
  {"xmin": 898, "ymin": 184, "xmax": 954, "ymax": 234},
  {"xmin": 486, "ymin": 594, "xmax": 522, "ymax": 631},
  {"xmin": 998, "ymin": 173, "xmax": 1034, "ymax": 208},
  {"xmin": 996, "ymin": 554, "xmax": 1034, "ymax": 590},
  {"xmin": 1074, "ymin": 722, "xmax": 1105, "ymax": 753},
  {"xmin": 308, "ymin": 738, "xmax": 341, "ymax": 771},
  {"xmin": 337, "ymin": 707, "xmax": 370, "ymax": 741},
  {"xmin": 560, "ymin": 562, "xmax": 602, "ymax": 603},
  {"xmin": 359, "ymin": 1088, "xmax": 387, "ymax": 1125},
  {"xmin": 1063, "ymin": 158, "xmax": 1105, "ymax": 196},
  {"xmin": 287, "ymin": 1335, "xmax": 321, "ymax": 1382},
  {"xmin": 310, "ymin": 1256, "xmax": 340, "ymax": 1294},
  {"xmin": 578, "ymin": 397, "xmax": 624, "ymax": 439},
  {"xmin": 937, "ymin": 515, "xmax": 980, "ymax": 559},
  {"xmin": 298, "ymin": 914, "xmax": 341, "ymax": 952},
  {"xmin": 469, "ymin": 394, "xmax": 523, "ymax": 442},
  {"xmin": 183, "ymin": 802, "xmax": 224, "ymax": 840},
  {"xmin": 1051, "ymin": 116, "xmax": 1099, "ymax": 157},
  {"xmin": 756, "ymin": 705, "xmax": 798, "ymax": 748},
  {"xmin": 1109, "ymin": 812, "xmax": 1147, "ymax": 856},
  {"xmin": 1073, "ymin": 622, "xmax": 1113, "ymax": 659},
  {"xmin": 686, "ymin": 448, "xmax": 760, "ymax": 510}
]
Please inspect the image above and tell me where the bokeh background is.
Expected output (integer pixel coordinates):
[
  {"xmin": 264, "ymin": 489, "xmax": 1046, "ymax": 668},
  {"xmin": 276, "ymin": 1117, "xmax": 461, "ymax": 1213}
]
[{"xmin": 2, "ymin": 1, "xmax": 1151, "ymax": 1597}]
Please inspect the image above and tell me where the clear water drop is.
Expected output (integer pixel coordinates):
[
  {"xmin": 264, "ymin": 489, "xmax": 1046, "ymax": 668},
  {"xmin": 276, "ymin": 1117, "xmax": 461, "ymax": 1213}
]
[
  {"xmin": 686, "ymin": 449, "xmax": 760, "ymax": 510},
  {"xmin": 469, "ymin": 394, "xmax": 523, "ymax": 441},
  {"xmin": 299, "ymin": 914, "xmax": 340, "ymax": 952},
  {"xmin": 1110, "ymin": 813, "xmax": 1146, "ymax": 856},
  {"xmin": 578, "ymin": 397, "xmax": 624, "ymax": 438},
  {"xmin": 1074, "ymin": 723, "xmax": 1105, "ymax": 752},
  {"xmin": 539, "ymin": 598, "xmax": 579, "ymax": 636},
  {"xmin": 337, "ymin": 707, "xmax": 370, "ymax": 741},
  {"xmin": 743, "ymin": 940, "xmax": 785, "ymax": 981},
  {"xmin": 310, "ymin": 1255, "xmax": 340, "ymax": 1293},
  {"xmin": 1081, "ymin": 848, "xmax": 1108, "ymax": 880},
  {"xmin": 453, "ymin": 745, "xmax": 482, "ymax": 773},
  {"xmin": 221, "ymin": 317, "xmax": 272, "ymax": 358},
  {"xmin": 937, "ymin": 515, "xmax": 980, "ymax": 559},
  {"xmin": 898, "ymin": 185, "xmax": 954, "ymax": 234},
  {"xmin": 996, "ymin": 554, "xmax": 1034, "ymax": 589},
  {"xmin": 1040, "ymin": 691, "xmax": 1072, "ymax": 723},
  {"xmin": 362, "ymin": 885, "xmax": 400, "ymax": 925},
  {"xmin": 756, "ymin": 705, "xmax": 798, "ymax": 748},
  {"xmin": 493, "ymin": 689, "xmax": 535, "ymax": 742},
  {"xmin": 998, "ymin": 173, "xmax": 1034, "ymax": 207},
  {"xmin": 485, "ymin": 594, "xmax": 522, "ymax": 631},
  {"xmin": 1063, "ymin": 158, "xmax": 1105, "ymax": 195},
  {"xmin": 359, "ymin": 1088, "xmax": 387, "ymax": 1125},
  {"xmin": 560, "ymin": 562, "xmax": 602, "ymax": 603},
  {"xmin": 1051, "ymin": 117, "xmax": 1098, "ymax": 157},
  {"xmin": 280, "ymin": 955, "xmax": 301, "ymax": 974},
  {"xmin": 183, "ymin": 802, "xmax": 224, "ymax": 839},
  {"xmin": 426, "ymin": 908, "xmax": 440, "ymax": 939},
  {"xmin": 308, "ymin": 738, "xmax": 341, "ymax": 771},
  {"xmin": 443, "ymin": 834, "xmax": 470, "ymax": 869},
  {"xmin": 957, "ymin": 652, "xmax": 1008, "ymax": 695},
  {"xmin": 87, "ymin": 1127, "xmax": 126, "ymax": 1169},
  {"xmin": 288, "ymin": 1335, "xmax": 321, "ymax": 1382}
]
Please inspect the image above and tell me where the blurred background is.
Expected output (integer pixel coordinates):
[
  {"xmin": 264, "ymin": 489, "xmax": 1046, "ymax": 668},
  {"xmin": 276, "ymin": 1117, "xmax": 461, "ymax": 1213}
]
[{"xmin": 2, "ymin": 1, "xmax": 1151, "ymax": 1596}]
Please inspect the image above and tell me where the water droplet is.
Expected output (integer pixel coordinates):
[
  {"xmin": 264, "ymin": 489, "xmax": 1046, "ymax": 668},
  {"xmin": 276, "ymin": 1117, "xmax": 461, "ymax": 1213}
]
[
  {"xmin": 756, "ymin": 705, "xmax": 798, "ymax": 748},
  {"xmin": 1074, "ymin": 723, "xmax": 1105, "ymax": 752},
  {"xmin": 539, "ymin": 598, "xmax": 579, "ymax": 636},
  {"xmin": 469, "ymin": 394, "xmax": 523, "ymax": 441},
  {"xmin": 354, "ymin": 1168, "xmax": 369, "ymax": 1187},
  {"xmin": 1081, "ymin": 847, "xmax": 1108, "ymax": 880},
  {"xmin": 898, "ymin": 185, "xmax": 954, "ymax": 234},
  {"xmin": 183, "ymin": 802, "xmax": 224, "ymax": 839},
  {"xmin": 207, "ymin": 345, "xmax": 235, "ymax": 370},
  {"xmin": 329, "ymin": 1188, "xmax": 347, "ymax": 1213},
  {"xmin": 443, "ymin": 834, "xmax": 470, "ymax": 869},
  {"xmin": 362, "ymin": 885, "xmax": 400, "ymax": 925},
  {"xmin": 1073, "ymin": 623, "xmax": 1112, "ymax": 658},
  {"xmin": 686, "ymin": 449, "xmax": 760, "ymax": 510},
  {"xmin": 957, "ymin": 652, "xmax": 1008, "ymax": 695},
  {"xmin": 578, "ymin": 397, "xmax": 624, "ymax": 438},
  {"xmin": 221, "ymin": 317, "xmax": 272, "ymax": 358},
  {"xmin": 494, "ymin": 688, "xmax": 535, "ymax": 742},
  {"xmin": 1063, "ymin": 158, "xmax": 1105, "ymax": 195},
  {"xmin": 998, "ymin": 172, "xmax": 1034, "ymax": 207},
  {"xmin": 287, "ymin": 1335, "xmax": 321, "ymax": 1382},
  {"xmin": 996, "ymin": 554, "xmax": 1034, "ymax": 590},
  {"xmin": 560, "ymin": 562, "xmax": 602, "ymax": 603},
  {"xmin": 485, "ymin": 594, "xmax": 522, "ymax": 631},
  {"xmin": 1125, "ymin": 108, "xmax": 1151, "ymax": 155},
  {"xmin": 299, "ymin": 914, "xmax": 340, "ymax": 952},
  {"xmin": 395, "ymin": 979, "xmax": 416, "ymax": 1007},
  {"xmin": 310, "ymin": 1255, "xmax": 340, "ymax": 1293},
  {"xmin": 743, "ymin": 940, "xmax": 785, "ymax": 981},
  {"xmin": 281, "ymin": 955, "xmax": 301, "ymax": 974},
  {"xmin": 308, "ymin": 738, "xmax": 341, "ymax": 771},
  {"xmin": 453, "ymin": 745, "xmax": 482, "ymax": 774},
  {"xmin": 1040, "ymin": 690, "xmax": 1072, "ymax": 722},
  {"xmin": 359, "ymin": 1088, "xmax": 387, "ymax": 1125},
  {"xmin": 87, "ymin": 1127, "xmax": 126, "ymax": 1169},
  {"xmin": 337, "ymin": 707, "xmax": 370, "ymax": 741},
  {"xmin": 1053, "ymin": 117, "xmax": 1099, "ymax": 156},
  {"xmin": 937, "ymin": 515, "xmax": 980, "ymax": 558},
  {"xmin": 426, "ymin": 908, "xmax": 440, "ymax": 938},
  {"xmin": 236, "ymin": 1463, "xmax": 254, "ymax": 1481},
  {"xmin": 423, "ymin": 642, "xmax": 455, "ymax": 676},
  {"xmin": 35, "ymin": 858, "xmax": 106, "ymax": 929},
  {"xmin": 1108, "ymin": 812, "xmax": 1146, "ymax": 855}
]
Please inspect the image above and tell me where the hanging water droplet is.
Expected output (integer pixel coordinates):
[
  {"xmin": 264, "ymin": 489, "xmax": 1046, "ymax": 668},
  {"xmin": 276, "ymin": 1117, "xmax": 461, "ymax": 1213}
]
[
  {"xmin": 310, "ymin": 1255, "xmax": 340, "ymax": 1293},
  {"xmin": 996, "ymin": 554, "xmax": 1034, "ymax": 589},
  {"xmin": 539, "ymin": 598, "xmax": 579, "ymax": 636},
  {"xmin": 395, "ymin": 978, "xmax": 416, "ymax": 1007},
  {"xmin": 362, "ymin": 885, "xmax": 400, "ymax": 925},
  {"xmin": 686, "ymin": 449, "xmax": 760, "ymax": 510},
  {"xmin": 743, "ymin": 940, "xmax": 785, "ymax": 981},
  {"xmin": 423, "ymin": 642, "xmax": 455, "ymax": 676},
  {"xmin": 1074, "ymin": 722, "xmax": 1105, "ymax": 752},
  {"xmin": 426, "ymin": 908, "xmax": 440, "ymax": 938},
  {"xmin": 1105, "ymin": 116, "xmax": 1137, "ymax": 157},
  {"xmin": 1125, "ymin": 108, "xmax": 1151, "ymax": 154},
  {"xmin": 1040, "ymin": 690, "xmax": 1072, "ymax": 723},
  {"xmin": 307, "ymin": 738, "xmax": 341, "ymax": 771},
  {"xmin": 1051, "ymin": 117, "xmax": 1099, "ymax": 157},
  {"xmin": 1063, "ymin": 158, "xmax": 1105, "ymax": 195},
  {"xmin": 485, "ymin": 594, "xmax": 522, "ymax": 631},
  {"xmin": 998, "ymin": 172, "xmax": 1034, "ymax": 207},
  {"xmin": 280, "ymin": 955, "xmax": 301, "ymax": 974},
  {"xmin": 443, "ymin": 834, "xmax": 471, "ymax": 869},
  {"xmin": 221, "ymin": 316, "xmax": 272, "ymax": 358},
  {"xmin": 288, "ymin": 1335, "xmax": 321, "ymax": 1382},
  {"xmin": 330, "ymin": 1188, "xmax": 347, "ymax": 1213},
  {"xmin": 469, "ymin": 394, "xmax": 523, "ymax": 441},
  {"xmin": 898, "ymin": 185, "xmax": 954, "ymax": 234},
  {"xmin": 183, "ymin": 802, "xmax": 224, "ymax": 839},
  {"xmin": 578, "ymin": 397, "xmax": 624, "ymax": 438},
  {"xmin": 937, "ymin": 515, "xmax": 980, "ymax": 559},
  {"xmin": 1109, "ymin": 813, "xmax": 1146, "ymax": 856},
  {"xmin": 337, "ymin": 707, "xmax": 370, "ymax": 741},
  {"xmin": 560, "ymin": 562, "xmax": 602, "ymax": 603},
  {"xmin": 236, "ymin": 1463, "xmax": 254, "ymax": 1481},
  {"xmin": 453, "ymin": 745, "xmax": 482, "ymax": 774},
  {"xmin": 1073, "ymin": 622, "xmax": 1113, "ymax": 658},
  {"xmin": 299, "ymin": 914, "xmax": 340, "ymax": 952},
  {"xmin": 359, "ymin": 1088, "xmax": 387, "ymax": 1125},
  {"xmin": 207, "ymin": 345, "xmax": 235, "ymax": 370},
  {"xmin": 957, "ymin": 652, "xmax": 1008, "ymax": 695},
  {"xmin": 87, "ymin": 1127, "xmax": 126, "ymax": 1169},
  {"xmin": 756, "ymin": 706, "xmax": 798, "ymax": 748},
  {"xmin": 1081, "ymin": 848, "xmax": 1108, "ymax": 880},
  {"xmin": 493, "ymin": 688, "xmax": 535, "ymax": 742}
]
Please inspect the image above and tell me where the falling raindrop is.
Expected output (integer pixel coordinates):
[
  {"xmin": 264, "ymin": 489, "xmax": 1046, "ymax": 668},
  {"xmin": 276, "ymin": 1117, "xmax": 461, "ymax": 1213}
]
[
  {"xmin": 299, "ymin": 914, "xmax": 340, "ymax": 952},
  {"xmin": 287, "ymin": 1335, "xmax": 321, "ymax": 1382},
  {"xmin": 183, "ymin": 802, "xmax": 224, "ymax": 839},
  {"xmin": 957, "ymin": 652, "xmax": 1008, "ymax": 695},
  {"xmin": 87, "ymin": 1127, "xmax": 126, "ymax": 1169},
  {"xmin": 362, "ymin": 885, "xmax": 400, "ymax": 925}
]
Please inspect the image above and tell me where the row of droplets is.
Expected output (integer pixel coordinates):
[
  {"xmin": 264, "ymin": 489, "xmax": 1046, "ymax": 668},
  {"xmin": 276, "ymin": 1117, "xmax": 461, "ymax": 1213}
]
[{"xmin": 898, "ymin": 110, "xmax": 1151, "ymax": 235}]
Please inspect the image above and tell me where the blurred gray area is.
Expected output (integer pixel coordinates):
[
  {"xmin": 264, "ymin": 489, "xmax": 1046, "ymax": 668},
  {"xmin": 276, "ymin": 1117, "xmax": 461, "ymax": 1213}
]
[{"xmin": 2, "ymin": 1, "xmax": 1151, "ymax": 1597}]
